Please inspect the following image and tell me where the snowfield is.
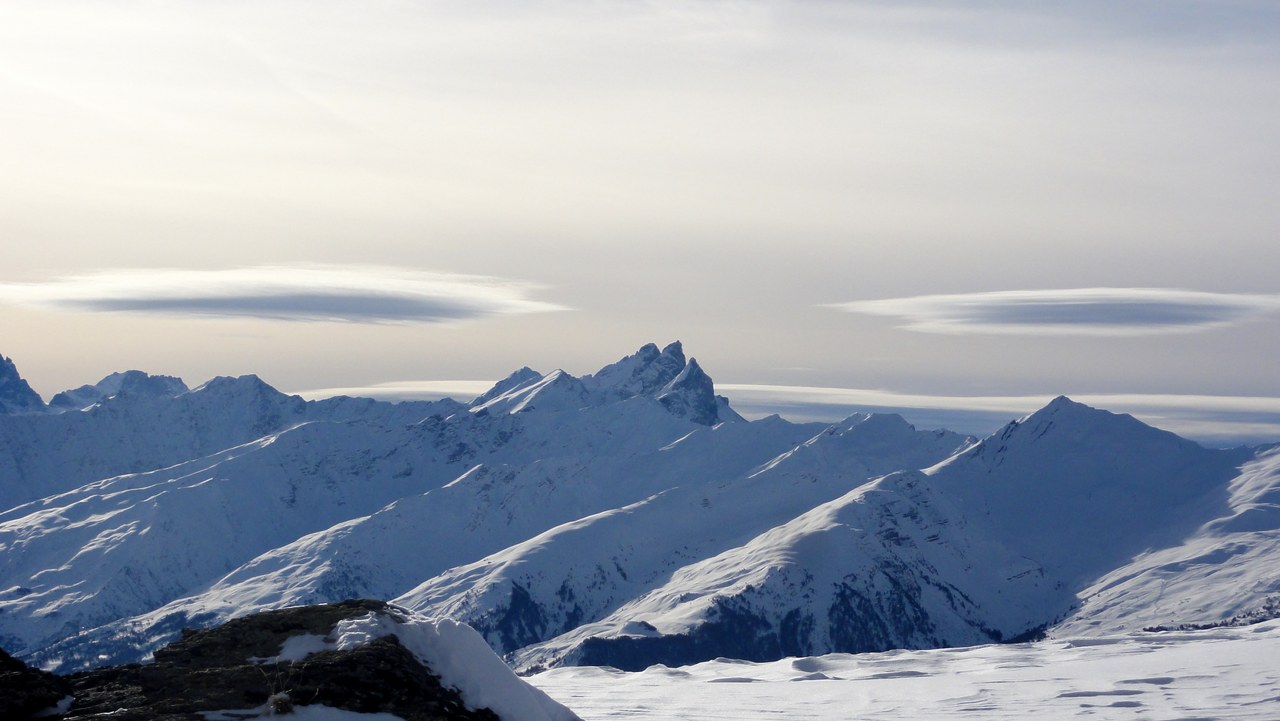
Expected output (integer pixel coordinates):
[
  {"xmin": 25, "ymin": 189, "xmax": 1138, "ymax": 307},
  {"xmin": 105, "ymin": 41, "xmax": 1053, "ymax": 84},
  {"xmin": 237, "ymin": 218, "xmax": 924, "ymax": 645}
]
[{"xmin": 529, "ymin": 620, "xmax": 1280, "ymax": 720}]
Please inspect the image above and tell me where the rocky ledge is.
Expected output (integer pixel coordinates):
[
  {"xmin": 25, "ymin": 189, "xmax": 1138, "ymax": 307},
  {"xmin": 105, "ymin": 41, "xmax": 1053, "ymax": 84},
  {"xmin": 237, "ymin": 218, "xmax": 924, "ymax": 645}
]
[{"xmin": 2, "ymin": 599, "xmax": 577, "ymax": 721}]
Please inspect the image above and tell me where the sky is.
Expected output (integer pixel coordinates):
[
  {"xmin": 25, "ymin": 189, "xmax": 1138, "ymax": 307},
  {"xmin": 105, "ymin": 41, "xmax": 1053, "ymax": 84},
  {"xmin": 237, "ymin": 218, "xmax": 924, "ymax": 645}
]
[{"xmin": 1, "ymin": 0, "xmax": 1278, "ymax": 444}]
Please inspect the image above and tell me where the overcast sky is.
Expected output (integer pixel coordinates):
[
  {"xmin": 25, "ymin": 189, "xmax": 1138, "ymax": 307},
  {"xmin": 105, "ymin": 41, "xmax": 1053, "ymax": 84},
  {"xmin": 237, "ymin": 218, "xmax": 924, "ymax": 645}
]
[{"xmin": 2, "ymin": 0, "xmax": 1277, "ymax": 443}]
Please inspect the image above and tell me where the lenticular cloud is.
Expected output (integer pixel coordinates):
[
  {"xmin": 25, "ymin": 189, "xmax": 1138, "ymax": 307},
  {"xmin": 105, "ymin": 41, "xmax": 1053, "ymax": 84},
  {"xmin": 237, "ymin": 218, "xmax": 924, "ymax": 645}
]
[
  {"xmin": 0, "ymin": 266, "xmax": 566, "ymax": 323},
  {"xmin": 833, "ymin": 288, "xmax": 1280, "ymax": 336}
]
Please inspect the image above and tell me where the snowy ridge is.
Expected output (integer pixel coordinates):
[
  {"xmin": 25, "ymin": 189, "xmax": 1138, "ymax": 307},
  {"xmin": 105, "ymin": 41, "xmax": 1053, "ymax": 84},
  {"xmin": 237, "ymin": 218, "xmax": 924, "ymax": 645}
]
[
  {"xmin": 507, "ymin": 470, "xmax": 1057, "ymax": 672},
  {"xmin": 396, "ymin": 415, "xmax": 973, "ymax": 661},
  {"xmin": 1057, "ymin": 444, "xmax": 1280, "ymax": 635},
  {"xmin": 47, "ymin": 370, "xmax": 188, "ymax": 412},
  {"xmin": 506, "ymin": 398, "xmax": 1260, "ymax": 671},
  {"xmin": 0, "ymin": 370, "xmax": 447, "ymax": 510},
  {"xmin": 0, "ymin": 345, "xmax": 1277, "ymax": 680}
]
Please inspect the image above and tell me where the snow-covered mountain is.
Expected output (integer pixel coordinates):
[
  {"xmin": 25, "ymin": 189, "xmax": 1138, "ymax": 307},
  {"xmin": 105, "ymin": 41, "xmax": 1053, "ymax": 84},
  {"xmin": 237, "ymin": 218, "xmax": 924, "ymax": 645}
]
[
  {"xmin": 0, "ymin": 370, "xmax": 446, "ymax": 510},
  {"xmin": 505, "ymin": 398, "xmax": 1261, "ymax": 671},
  {"xmin": 46, "ymin": 369, "xmax": 188, "ymax": 412},
  {"xmin": 1, "ymin": 344, "xmax": 1277, "ymax": 678}
]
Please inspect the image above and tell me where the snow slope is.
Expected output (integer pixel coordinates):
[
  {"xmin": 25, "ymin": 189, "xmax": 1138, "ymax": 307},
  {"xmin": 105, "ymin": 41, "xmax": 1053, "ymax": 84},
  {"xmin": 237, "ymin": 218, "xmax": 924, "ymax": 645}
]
[
  {"xmin": 0, "ymin": 413, "xmax": 469, "ymax": 658},
  {"xmin": 530, "ymin": 620, "xmax": 1280, "ymax": 721},
  {"xmin": 1058, "ymin": 443, "xmax": 1280, "ymax": 635},
  {"xmin": 395, "ymin": 413, "xmax": 973, "ymax": 659},
  {"xmin": 506, "ymin": 398, "xmax": 1262, "ymax": 671}
]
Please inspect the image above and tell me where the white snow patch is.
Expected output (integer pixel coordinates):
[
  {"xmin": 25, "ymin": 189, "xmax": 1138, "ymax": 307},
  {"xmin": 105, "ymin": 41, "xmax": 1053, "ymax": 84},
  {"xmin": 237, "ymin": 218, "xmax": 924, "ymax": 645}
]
[
  {"xmin": 33, "ymin": 696, "xmax": 74, "ymax": 718},
  {"xmin": 276, "ymin": 633, "xmax": 331, "ymax": 662},
  {"xmin": 331, "ymin": 611, "xmax": 578, "ymax": 721},
  {"xmin": 531, "ymin": 620, "xmax": 1280, "ymax": 720}
]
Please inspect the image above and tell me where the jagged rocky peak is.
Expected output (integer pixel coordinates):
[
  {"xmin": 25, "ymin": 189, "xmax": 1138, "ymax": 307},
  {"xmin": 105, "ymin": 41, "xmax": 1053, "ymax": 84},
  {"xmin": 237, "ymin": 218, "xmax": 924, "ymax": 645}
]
[
  {"xmin": 470, "ymin": 342, "xmax": 736, "ymax": 425},
  {"xmin": 656, "ymin": 356, "xmax": 722, "ymax": 426},
  {"xmin": 48, "ymin": 370, "xmax": 189, "ymax": 411},
  {"xmin": 0, "ymin": 354, "xmax": 45, "ymax": 415},
  {"xmin": 23, "ymin": 600, "xmax": 578, "ymax": 721},
  {"xmin": 582, "ymin": 341, "xmax": 688, "ymax": 400}
]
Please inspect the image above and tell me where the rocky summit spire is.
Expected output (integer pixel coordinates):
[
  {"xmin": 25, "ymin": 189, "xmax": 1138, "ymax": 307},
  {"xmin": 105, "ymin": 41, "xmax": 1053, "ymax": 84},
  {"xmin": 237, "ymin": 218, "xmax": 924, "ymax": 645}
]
[
  {"xmin": 583, "ymin": 341, "xmax": 688, "ymax": 401},
  {"xmin": 0, "ymin": 355, "xmax": 45, "ymax": 415},
  {"xmin": 656, "ymin": 357, "xmax": 720, "ymax": 426}
]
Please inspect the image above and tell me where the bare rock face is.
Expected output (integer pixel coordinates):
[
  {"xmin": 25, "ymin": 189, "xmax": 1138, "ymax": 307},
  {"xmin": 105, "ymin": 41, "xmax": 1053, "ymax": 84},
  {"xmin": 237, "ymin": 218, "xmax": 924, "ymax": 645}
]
[
  {"xmin": 22, "ymin": 600, "xmax": 508, "ymax": 721},
  {"xmin": 0, "ymin": 354, "xmax": 45, "ymax": 415}
]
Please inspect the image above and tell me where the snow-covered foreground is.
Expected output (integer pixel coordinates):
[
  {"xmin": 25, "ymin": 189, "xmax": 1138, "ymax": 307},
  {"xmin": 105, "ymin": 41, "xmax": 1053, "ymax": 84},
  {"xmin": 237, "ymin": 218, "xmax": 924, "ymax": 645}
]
[{"xmin": 529, "ymin": 620, "xmax": 1280, "ymax": 720}]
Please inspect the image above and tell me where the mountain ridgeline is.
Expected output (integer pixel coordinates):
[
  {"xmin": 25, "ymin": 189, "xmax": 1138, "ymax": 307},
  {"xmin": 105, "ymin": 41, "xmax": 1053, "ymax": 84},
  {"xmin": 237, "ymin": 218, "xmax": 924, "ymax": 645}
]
[{"xmin": 1, "ymin": 343, "xmax": 1277, "ymax": 676}]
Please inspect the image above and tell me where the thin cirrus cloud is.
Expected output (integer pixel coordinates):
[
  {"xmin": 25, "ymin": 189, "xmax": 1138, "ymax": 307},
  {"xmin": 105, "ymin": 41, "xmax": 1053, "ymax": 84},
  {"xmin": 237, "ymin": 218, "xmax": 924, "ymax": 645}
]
[
  {"xmin": 833, "ymin": 288, "xmax": 1280, "ymax": 336},
  {"xmin": 0, "ymin": 266, "xmax": 566, "ymax": 324}
]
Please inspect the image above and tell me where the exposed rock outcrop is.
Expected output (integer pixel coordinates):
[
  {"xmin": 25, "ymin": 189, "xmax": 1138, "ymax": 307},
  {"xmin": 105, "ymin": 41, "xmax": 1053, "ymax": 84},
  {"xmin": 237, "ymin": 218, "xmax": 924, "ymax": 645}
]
[
  {"xmin": 5, "ymin": 600, "xmax": 577, "ymax": 721},
  {"xmin": 1, "ymin": 646, "xmax": 70, "ymax": 719}
]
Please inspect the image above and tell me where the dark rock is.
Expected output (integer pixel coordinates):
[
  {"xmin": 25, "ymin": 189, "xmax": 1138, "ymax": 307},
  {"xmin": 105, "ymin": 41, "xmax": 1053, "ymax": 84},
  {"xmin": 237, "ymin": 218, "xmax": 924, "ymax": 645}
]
[
  {"xmin": 574, "ymin": 596, "xmax": 784, "ymax": 671},
  {"xmin": 58, "ymin": 600, "xmax": 503, "ymax": 721},
  {"xmin": 0, "ymin": 645, "xmax": 71, "ymax": 719},
  {"xmin": 1144, "ymin": 594, "xmax": 1280, "ymax": 633},
  {"xmin": 656, "ymin": 358, "xmax": 720, "ymax": 426}
]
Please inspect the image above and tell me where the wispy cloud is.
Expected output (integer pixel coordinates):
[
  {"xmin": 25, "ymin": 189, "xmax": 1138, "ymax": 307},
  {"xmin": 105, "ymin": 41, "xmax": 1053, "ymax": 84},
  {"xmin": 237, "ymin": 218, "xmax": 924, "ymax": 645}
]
[
  {"xmin": 0, "ymin": 266, "xmax": 566, "ymax": 323},
  {"xmin": 833, "ymin": 288, "xmax": 1280, "ymax": 336}
]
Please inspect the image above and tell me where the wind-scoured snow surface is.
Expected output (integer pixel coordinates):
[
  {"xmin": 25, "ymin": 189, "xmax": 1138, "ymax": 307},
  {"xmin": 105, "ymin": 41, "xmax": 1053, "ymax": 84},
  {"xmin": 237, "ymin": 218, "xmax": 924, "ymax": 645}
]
[
  {"xmin": 1, "ymin": 342, "xmax": 1279, "ymax": 699},
  {"xmin": 529, "ymin": 620, "xmax": 1280, "ymax": 720}
]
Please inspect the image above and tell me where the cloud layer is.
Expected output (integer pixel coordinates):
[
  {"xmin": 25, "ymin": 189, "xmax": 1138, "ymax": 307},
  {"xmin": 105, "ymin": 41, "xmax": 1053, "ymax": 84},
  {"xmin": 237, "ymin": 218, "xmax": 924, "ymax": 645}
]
[
  {"xmin": 834, "ymin": 288, "xmax": 1280, "ymax": 336},
  {"xmin": 0, "ymin": 267, "xmax": 565, "ymax": 323}
]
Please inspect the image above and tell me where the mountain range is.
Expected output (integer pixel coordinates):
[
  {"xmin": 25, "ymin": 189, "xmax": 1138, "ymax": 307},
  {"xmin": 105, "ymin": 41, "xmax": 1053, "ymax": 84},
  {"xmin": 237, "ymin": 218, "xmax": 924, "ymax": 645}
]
[{"xmin": 1, "ymin": 343, "xmax": 1277, "ymax": 675}]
